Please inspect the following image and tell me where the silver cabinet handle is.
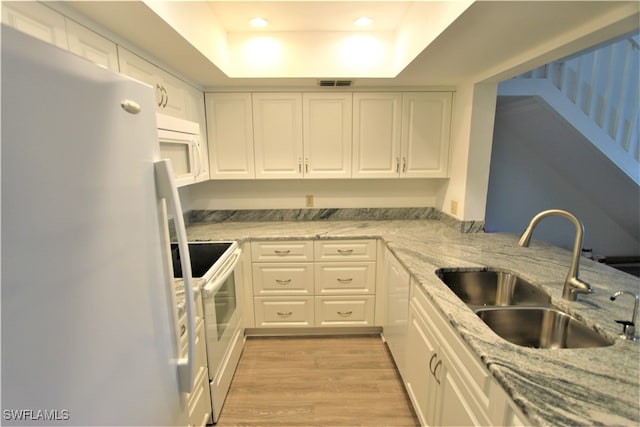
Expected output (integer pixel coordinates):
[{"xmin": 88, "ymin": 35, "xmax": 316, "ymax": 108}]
[
  {"xmin": 396, "ymin": 157, "xmax": 400, "ymax": 173},
  {"xmin": 337, "ymin": 249, "xmax": 354, "ymax": 255},
  {"xmin": 305, "ymin": 158, "xmax": 309, "ymax": 173},
  {"xmin": 337, "ymin": 311, "xmax": 353, "ymax": 317},
  {"xmin": 429, "ymin": 352, "xmax": 442, "ymax": 385},
  {"xmin": 429, "ymin": 353, "xmax": 437, "ymax": 373},
  {"xmin": 276, "ymin": 279, "xmax": 292, "ymax": 285},
  {"xmin": 274, "ymin": 249, "xmax": 291, "ymax": 255},
  {"xmin": 337, "ymin": 278, "xmax": 353, "ymax": 283},
  {"xmin": 163, "ymin": 87, "xmax": 169, "ymax": 108},
  {"xmin": 277, "ymin": 311, "xmax": 293, "ymax": 318},
  {"xmin": 155, "ymin": 84, "xmax": 163, "ymax": 107},
  {"xmin": 402, "ymin": 157, "xmax": 407, "ymax": 173},
  {"xmin": 433, "ymin": 360, "xmax": 443, "ymax": 384}
]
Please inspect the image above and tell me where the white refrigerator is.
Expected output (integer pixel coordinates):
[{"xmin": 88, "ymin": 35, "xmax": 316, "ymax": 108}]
[{"xmin": 1, "ymin": 26, "xmax": 198, "ymax": 425}]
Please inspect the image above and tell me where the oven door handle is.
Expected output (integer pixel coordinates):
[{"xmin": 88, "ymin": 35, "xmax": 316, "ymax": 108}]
[{"xmin": 203, "ymin": 248, "xmax": 242, "ymax": 295}]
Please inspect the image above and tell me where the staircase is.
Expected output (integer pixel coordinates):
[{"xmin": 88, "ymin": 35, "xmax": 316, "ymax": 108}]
[
  {"xmin": 498, "ymin": 32, "xmax": 639, "ymax": 184},
  {"xmin": 486, "ymin": 32, "xmax": 640, "ymax": 258}
]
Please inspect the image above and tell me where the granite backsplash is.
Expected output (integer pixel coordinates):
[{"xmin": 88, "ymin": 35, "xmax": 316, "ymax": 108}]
[{"xmin": 184, "ymin": 207, "xmax": 485, "ymax": 233}]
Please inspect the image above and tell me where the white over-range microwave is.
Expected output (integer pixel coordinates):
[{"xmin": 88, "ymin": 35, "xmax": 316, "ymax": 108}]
[{"xmin": 157, "ymin": 113, "xmax": 208, "ymax": 187}]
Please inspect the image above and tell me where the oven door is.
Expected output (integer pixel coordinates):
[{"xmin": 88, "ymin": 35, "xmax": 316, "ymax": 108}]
[{"xmin": 201, "ymin": 246, "xmax": 244, "ymax": 421}]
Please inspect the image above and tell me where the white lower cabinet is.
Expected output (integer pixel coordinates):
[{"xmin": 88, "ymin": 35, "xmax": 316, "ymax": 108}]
[
  {"xmin": 254, "ymin": 296, "xmax": 315, "ymax": 328},
  {"xmin": 315, "ymin": 296, "xmax": 375, "ymax": 326},
  {"xmin": 406, "ymin": 282, "xmax": 491, "ymax": 426},
  {"xmin": 382, "ymin": 248, "xmax": 411, "ymax": 378},
  {"xmin": 400, "ymin": 279, "xmax": 530, "ymax": 426},
  {"xmin": 250, "ymin": 239, "xmax": 376, "ymax": 329}
]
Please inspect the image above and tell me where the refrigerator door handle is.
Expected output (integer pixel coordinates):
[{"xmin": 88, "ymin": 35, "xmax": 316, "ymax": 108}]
[{"xmin": 155, "ymin": 159, "xmax": 196, "ymax": 394}]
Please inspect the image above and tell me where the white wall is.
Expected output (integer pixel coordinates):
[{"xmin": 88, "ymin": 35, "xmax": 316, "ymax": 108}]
[
  {"xmin": 444, "ymin": 81, "xmax": 497, "ymax": 221},
  {"xmin": 183, "ymin": 178, "xmax": 448, "ymax": 211}
]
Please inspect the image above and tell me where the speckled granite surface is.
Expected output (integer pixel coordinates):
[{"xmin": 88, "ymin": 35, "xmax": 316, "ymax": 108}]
[{"xmin": 179, "ymin": 217, "xmax": 639, "ymax": 426}]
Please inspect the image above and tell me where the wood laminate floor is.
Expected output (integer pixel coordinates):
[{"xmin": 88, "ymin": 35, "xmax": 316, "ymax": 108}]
[{"xmin": 216, "ymin": 335, "xmax": 420, "ymax": 426}]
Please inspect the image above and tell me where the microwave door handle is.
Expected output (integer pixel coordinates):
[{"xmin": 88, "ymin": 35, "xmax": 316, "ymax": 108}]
[
  {"xmin": 203, "ymin": 248, "xmax": 241, "ymax": 294},
  {"xmin": 155, "ymin": 159, "xmax": 196, "ymax": 394},
  {"xmin": 193, "ymin": 138, "xmax": 201, "ymax": 178}
]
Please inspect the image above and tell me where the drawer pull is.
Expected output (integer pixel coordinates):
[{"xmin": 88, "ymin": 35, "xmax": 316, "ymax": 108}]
[
  {"xmin": 337, "ymin": 249, "xmax": 354, "ymax": 255},
  {"xmin": 277, "ymin": 311, "xmax": 293, "ymax": 318},
  {"xmin": 276, "ymin": 279, "xmax": 292, "ymax": 285},
  {"xmin": 337, "ymin": 278, "xmax": 353, "ymax": 284},
  {"xmin": 274, "ymin": 249, "xmax": 291, "ymax": 255},
  {"xmin": 337, "ymin": 311, "xmax": 353, "ymax": 317}
]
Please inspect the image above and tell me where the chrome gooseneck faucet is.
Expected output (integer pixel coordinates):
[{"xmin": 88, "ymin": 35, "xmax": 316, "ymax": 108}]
[
  {"xmin": 610, "ymin": 291, "xmax": 639, "ymax": 342},
  {"xmin": 518, "ymin": 209, "xmax": 593, "ymax": 301}
]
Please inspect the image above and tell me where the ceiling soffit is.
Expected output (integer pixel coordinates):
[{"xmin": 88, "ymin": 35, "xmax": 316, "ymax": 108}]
[{"xmin": 142, "ymin": 1, "xmax": 474, "ymax": 79}]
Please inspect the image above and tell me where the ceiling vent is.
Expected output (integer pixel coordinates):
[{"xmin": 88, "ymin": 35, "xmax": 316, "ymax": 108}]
[{"xmin": 318, "ymin": 80, "xmax": 353, "ymax": 87}]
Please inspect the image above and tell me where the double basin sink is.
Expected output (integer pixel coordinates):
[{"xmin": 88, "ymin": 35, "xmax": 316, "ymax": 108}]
[{"xmin": 436, "ymin": 269, "xmax": 613, "ymax": 349}]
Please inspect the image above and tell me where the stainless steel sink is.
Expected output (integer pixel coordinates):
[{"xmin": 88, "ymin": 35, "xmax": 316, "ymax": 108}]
[
  {"xmin": 436, "ymin": 269, "xmax": 613, "ymax": 349},
  {"xmin": 437, "ymin": 270, "xmax": 550, "ymax": 307},
  {"xmin": 475, "ymin": 307, "xmax": 614, "ymax": 349}
]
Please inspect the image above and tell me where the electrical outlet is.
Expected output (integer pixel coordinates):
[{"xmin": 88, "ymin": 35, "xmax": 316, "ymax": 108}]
[
  {"xmin": 305, "ymin": 194, "xmax": 314, "ymax": 207},
  {"xmin": 450, "ymin": 200, "xmax": 458, "ymax": 215}
]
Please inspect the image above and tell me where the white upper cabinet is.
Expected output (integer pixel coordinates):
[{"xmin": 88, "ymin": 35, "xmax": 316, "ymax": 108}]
[
  {"xmin": 2, "ymin": 1, "xmax": 68, "ymax": 49},
  {"xmin": 117, "ymin": 47, "xmax": 189, "ymax": 119},
  {"xmin": 303, "ymin": 93, "xmax": 352, "ymax": 179},
  {"xmin": 65, "ymin": 20, "xmax": 118, "ymax": 72},
  {"xmin": 253, "ymin": 93, "xmax": 303, "ymax": 179},
  {"xmin": 401, "ymin": 92, "xmax": 452, "ymax": 178},
  {"xmin": 206, "ymin": 93, "xmax": 255, "ymax": 179},
  {"xmin": 207, "ymin": 90, "xmax": 453, "ymax": 181},
  {"xmin": 352, "ymin": 92, "xmax": 403, "ymax": 178}
]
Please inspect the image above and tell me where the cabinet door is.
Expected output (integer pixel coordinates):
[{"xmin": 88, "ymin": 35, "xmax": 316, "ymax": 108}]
[
  {"xmin": 352, "ymin": 92, "xmax": 402, "ymax": 178},
  {"xmin": 401, "ymin": 92, "xmax": 452, "ymax": 178},
  {"xmin": 158, "ymin": 69, "xmax": 189, "ymax": 119},
  {"xmin": 405, "ymin": 301, "xmax": 440, "ymax": 426},
  {"xmin": 436, "ymin": 353, "xmax": 489, "ymax": 426},
  {"xmin": 117, "ymin": 47, "xmax": 158, "ymax": 97},
  {"xmin": 383, "ymin": 250, "xmax": 410, "ymax": 377},
  {"xmin": 65, "ymin": 19, "xmax": 118, "ymax": 71},
  {"xmin": 253, "ymin": 93, "xmax": 303, "ymax": 179},
  {"xmin": 1, "ymin": 1, "xmax": 68, "ymax": 49},
  {"xmin": 205, "ymin": 93, "xmax": 255, "ymax": 179},
  {"xmin": 303, "ymin": 93, "xmax": 352, "ymax": 178}
]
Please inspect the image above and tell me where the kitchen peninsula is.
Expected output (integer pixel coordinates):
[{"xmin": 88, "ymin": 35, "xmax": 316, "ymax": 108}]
[{"xmin": 182, "ymin": 208, "xmax": 640, "ymax": 426}]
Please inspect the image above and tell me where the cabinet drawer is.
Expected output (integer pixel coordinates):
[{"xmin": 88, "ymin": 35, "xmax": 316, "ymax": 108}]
[
  {"xmin": 314, "ymin": 239, "xmax": 376, "ymax": 261},
  {"xmin": 314, "ymin": 262, "xmax": 376, "ymax": 295},
  {"xmin": 253, "ymin": 262, "xmax": 314, "ymax": 296},
  {"xmin": 254, "ymin": 297, "xmax": 314, "ymax": 327},
  {"xmin": 251, "ymin": 240, "xmax": 314, "ymax": 262},
  {"xmin": 315, "ymin": 296, "xmax": 375, "ymax": 326},
  {"xmin": 188, "ymin": 367, "xmax": 213, "ymax": 427}
]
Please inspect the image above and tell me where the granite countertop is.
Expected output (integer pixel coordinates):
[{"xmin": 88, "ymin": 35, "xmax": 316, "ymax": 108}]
[{"xmin": 181, "ymin": 217, "xmax": 640, "ymax": 426}]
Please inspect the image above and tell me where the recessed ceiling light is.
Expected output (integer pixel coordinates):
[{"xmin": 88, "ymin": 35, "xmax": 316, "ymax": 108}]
[
  {"xmin": 354, "ymin": 17, "xmax": 372, "ymax": 27},
  {"xmin": 250, "ymin": 17, "xmax": 268, "ymax": 27}
]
